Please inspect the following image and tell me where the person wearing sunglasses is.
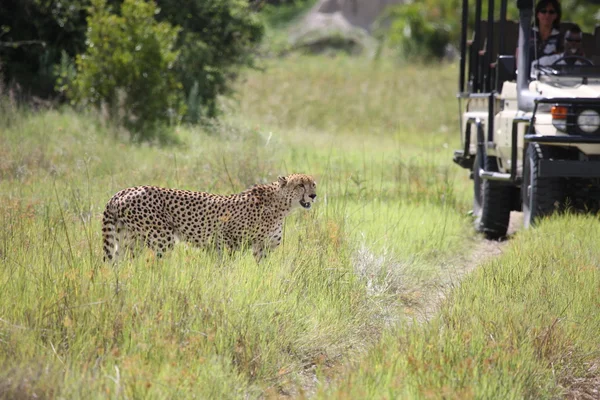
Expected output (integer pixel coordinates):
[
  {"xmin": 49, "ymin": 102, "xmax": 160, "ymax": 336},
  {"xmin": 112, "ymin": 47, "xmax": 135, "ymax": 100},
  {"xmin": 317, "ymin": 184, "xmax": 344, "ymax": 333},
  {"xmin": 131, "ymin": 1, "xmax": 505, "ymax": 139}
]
[
  {"xmin": 529, "ymin": 0, "xmax": 563, "ymax": 76},
  {"xmin": 559, "ymin": 25, "xmax": 587, "ymax": 64},
  {"xmin": 544, "ymin": 25, "xmax": 594, "ymax": 66}
]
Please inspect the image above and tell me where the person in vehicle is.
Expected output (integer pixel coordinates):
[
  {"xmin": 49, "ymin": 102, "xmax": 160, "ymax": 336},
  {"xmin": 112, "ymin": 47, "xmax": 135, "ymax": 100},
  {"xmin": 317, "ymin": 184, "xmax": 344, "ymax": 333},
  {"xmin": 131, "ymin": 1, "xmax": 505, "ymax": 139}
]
[
  {"xmin": 532, "ymin": 24, "xmax": 592, "ymax": 69},
  {"xmin": 553, "ymin": 25, "xmax": 589, "ymax": 65},
  {"xmin": 529, "ymin": 0, "xmax": 563, "ymax": 72}
]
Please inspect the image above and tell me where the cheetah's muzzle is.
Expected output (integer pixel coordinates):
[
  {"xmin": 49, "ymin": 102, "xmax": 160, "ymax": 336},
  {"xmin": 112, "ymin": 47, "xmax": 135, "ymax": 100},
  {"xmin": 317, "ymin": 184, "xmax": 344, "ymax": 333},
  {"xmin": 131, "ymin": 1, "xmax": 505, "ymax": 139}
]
[{"xmin": 300, "ymin": 199, "xmax": 312, "ymax": 209}]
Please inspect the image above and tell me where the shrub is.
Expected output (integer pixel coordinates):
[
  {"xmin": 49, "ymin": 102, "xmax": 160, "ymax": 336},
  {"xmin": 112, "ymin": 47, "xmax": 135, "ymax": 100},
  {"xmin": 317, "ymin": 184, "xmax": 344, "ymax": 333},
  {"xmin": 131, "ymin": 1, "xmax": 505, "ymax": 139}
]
[
  {"xmin": 0, "ymin": 0, "xmax": 89, "ymax": 98},
  {"xmin": 69, "ymin": 0, "xmax": 184, "ymax": 136},
  {"xmin": 380, "ymin": 2, "xmax": 457, "ymax": 61},
  {"xmin": 1, "ymin": 0, "xmax": 263, "ymax": 125},
  {"xmin": 380, "ymin": 0, "xmax": 598, "ymax": 62},
  {"xmin": 155, "ymin": 0, "xmax": 264, "ymax": 122}
]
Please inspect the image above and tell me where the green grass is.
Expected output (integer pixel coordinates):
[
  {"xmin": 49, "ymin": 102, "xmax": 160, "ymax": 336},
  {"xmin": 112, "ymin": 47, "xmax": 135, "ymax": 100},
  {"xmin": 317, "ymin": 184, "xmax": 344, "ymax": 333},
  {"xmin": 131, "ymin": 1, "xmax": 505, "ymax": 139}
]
[
  {"xmin": 321, "ymin": 214, "xmax": 600, "ymax": 399},
  {"xmin": 230, "ymin": 55, "xmax": 459, "ymax": 139},
  {"xmin": 0, "ymin": 56, "xmax": 477, "ymax": 398},
  {"xmin": 2, "ymin": 54, "xmax": 596, "ymax": 398},
  {"xmin": 320, "ymin": 215, "xmax": 600, "ymax": 399}
]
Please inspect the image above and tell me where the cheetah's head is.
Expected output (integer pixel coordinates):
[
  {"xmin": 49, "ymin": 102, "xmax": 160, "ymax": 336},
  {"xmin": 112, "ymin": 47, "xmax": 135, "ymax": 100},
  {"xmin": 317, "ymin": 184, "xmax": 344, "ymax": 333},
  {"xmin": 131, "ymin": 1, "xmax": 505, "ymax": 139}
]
[{"xmin": 278, "ymin": 174, "xmax": 317, "ymax": 210}]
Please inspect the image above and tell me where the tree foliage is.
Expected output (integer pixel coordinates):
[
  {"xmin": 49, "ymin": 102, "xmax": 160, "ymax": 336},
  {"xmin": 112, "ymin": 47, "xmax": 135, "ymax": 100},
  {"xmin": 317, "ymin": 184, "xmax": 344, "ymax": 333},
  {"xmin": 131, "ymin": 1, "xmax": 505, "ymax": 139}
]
[
  {"xmin": 381, "ymin": 0, "xmax": 599, "ymax": 61},
  {"xmin": 154, "ymin": 0, "xmax": 264, "ymax": 121},
  {"xmin": 1, "ymin": 0, "xmax": 264, "ymax": 131},
  {"xmin": 0, "ymin": 0, "xmax": 89, "ymax": 96},
  {"xmin": 381, "ymin": 2, "xmax": 456, "ymax": 61},
  {"xmin": 69, "ymin": 0, "xmax": 183, "ymax": 135}
]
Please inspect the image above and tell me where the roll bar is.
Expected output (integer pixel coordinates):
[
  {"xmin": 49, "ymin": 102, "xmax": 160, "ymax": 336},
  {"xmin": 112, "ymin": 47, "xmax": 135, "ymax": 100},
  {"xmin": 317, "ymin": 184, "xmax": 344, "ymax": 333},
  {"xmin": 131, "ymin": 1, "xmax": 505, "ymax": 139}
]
[
  {"xmin": 516, "ymin": 0, "xmax": 538, "ymax": 112},
  {"xmin": 458, "ymin": 0, "xmax": 542, "ymax": 110}
]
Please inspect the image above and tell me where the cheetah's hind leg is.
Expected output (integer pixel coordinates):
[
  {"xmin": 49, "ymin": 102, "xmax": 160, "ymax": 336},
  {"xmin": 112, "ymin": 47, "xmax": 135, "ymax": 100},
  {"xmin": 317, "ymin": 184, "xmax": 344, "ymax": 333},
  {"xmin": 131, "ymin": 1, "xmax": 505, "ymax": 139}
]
[
  {"xmin": 143, "ymin": 226, "xmax": 176, "ymax": 259},
  {"xmin": 116, "ymin": 222, "xmax": 142, "ymax": 260},
  {"xmin": 102, "ymin": 207, "xmax": 142, "ymax": 263}
]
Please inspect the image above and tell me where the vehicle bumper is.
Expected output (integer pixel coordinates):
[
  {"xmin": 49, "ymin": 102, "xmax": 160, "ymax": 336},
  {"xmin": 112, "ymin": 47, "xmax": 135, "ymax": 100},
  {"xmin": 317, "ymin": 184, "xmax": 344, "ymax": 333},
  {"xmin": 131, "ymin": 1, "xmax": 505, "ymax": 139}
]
[
  {"xmin": 524, "ymin": 134, "xmax": 600, "ymax": 144},
  {"xmin": 525, "ymin": 135, "xmax": 600, "ymax": 177},
  {"xmin": 536, "ymin": 160, "xmax": 600, "ymax": 178}
]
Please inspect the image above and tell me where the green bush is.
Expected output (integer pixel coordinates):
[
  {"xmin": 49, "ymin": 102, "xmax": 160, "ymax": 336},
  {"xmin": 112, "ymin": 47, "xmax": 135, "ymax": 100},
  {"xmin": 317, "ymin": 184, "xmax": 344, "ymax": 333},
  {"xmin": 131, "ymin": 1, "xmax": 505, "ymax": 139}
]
[
  {"xmin": 380, "ymin": 0, "xmax": 598, "ymax": 62},
  {"xmin": 380, "ymin": 2, "xmax": 457, "ymax": 61},
  {"xmin": 155, "ymin": 0, "xmax": 264, "ymax": 122},
  {"xmin": 1, "ymin": 0, "xmax": 264, "ymax": 126},
  {"xmin": 68, "ymin": 0, "xmax": 184, "ymax": 137},
  {"xmin": 0, "ymin": 0, "xmax": 89, "ymax": 97}
]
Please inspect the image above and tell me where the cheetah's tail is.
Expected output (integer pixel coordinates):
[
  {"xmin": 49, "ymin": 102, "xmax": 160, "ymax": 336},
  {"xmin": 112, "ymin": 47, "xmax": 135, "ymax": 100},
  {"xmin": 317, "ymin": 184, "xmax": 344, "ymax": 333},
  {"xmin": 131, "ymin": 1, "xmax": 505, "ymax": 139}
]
[{"xmin": 102, "ymin": 203, "xmax": 118, "ymax": 262}]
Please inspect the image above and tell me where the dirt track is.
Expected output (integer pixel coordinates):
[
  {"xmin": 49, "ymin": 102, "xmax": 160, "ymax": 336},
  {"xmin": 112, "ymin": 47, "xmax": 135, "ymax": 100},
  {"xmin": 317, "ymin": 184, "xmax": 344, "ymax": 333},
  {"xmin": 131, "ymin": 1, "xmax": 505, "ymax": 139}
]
[
  {"xmin": 289, "ymin": 211, "xmax": 600, "ymax": 398},
  {"xmin": 421, "ymin": 212, "xmax": 599, "ymax": 399},
  {"xmin": 411, "ymin": 211, "xmax": 523, "ymax": 323}
]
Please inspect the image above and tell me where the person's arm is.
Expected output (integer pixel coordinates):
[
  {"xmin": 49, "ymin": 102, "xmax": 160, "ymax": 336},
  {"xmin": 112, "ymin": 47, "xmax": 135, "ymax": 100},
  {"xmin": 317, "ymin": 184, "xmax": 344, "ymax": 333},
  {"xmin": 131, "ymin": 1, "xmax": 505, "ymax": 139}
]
[{"xmin": 537, "ymin": 53, "xmax": 561, "ymax": 66}]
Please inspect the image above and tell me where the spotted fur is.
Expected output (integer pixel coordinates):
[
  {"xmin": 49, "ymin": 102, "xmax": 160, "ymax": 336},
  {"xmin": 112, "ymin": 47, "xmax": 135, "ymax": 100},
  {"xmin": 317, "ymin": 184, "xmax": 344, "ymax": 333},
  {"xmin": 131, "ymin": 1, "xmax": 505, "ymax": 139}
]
[{"xmin": 102, "ymin": 174, "xmax": 317, "ymax": 262}]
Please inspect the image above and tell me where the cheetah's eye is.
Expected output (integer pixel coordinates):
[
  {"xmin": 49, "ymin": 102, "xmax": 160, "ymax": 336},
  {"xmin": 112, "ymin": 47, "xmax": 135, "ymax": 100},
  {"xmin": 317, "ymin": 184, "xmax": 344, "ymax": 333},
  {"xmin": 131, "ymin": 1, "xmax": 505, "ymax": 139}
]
[{"xmin": 298, "ymin": 184, "xmax": 304, "ymax": 189}]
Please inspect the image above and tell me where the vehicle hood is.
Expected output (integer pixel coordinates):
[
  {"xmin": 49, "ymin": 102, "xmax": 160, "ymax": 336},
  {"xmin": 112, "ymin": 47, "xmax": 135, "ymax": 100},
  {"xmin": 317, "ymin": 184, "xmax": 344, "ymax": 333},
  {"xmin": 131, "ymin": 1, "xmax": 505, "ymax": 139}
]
[{"xmin": 530, "ymin": 81, "xmax": 600, "ymax": 99}]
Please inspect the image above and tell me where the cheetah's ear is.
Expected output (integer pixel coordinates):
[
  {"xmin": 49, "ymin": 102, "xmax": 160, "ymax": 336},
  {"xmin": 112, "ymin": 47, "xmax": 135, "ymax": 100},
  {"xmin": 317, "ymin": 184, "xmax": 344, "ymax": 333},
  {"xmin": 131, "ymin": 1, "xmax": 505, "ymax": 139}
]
[{"xmin": 278, "ymin": 176, "xmax": 288, "ymax": 187}]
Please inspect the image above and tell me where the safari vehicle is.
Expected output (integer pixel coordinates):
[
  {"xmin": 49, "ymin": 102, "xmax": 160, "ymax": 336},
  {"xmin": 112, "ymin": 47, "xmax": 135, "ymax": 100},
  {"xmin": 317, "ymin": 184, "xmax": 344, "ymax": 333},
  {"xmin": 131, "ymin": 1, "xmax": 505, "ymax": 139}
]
[{"xmin": 453, "ymin": 0, "xmax": 600, "ymax": 239}]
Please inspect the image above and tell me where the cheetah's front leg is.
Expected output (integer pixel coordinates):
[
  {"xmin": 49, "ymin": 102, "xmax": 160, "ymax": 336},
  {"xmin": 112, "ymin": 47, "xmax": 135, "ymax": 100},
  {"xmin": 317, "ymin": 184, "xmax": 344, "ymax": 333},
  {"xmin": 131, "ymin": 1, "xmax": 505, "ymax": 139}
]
[
  {"xmin": 252, "ymin": 225, "xmax": 283, "ymax": 262},
  {"xmin": 252, "ymin": 244, "xmax": 265, "ymax": 263},
  {"xmin": 269, "ymin": 225, "xmax": 283, "ymax": 252}
]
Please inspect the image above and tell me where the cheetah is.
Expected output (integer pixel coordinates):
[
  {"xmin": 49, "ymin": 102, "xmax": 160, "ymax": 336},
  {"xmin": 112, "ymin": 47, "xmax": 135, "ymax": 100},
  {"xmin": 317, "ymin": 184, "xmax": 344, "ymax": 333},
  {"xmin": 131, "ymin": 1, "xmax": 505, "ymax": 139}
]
[{"xmin": 102, "ymin": 174, "xmax": 317, "ymax": 262}]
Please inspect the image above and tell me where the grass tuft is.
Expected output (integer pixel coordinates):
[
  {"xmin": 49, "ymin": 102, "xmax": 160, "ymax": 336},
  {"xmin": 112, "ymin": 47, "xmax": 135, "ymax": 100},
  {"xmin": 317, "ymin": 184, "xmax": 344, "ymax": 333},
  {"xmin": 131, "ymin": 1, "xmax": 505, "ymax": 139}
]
[
  {"xmin": 322, "ymin": 214, "xmax": 600, "ymax": 398},
  {"xmin": 4, "ymin": 55, "xmax": 593, "ymax": 398}
]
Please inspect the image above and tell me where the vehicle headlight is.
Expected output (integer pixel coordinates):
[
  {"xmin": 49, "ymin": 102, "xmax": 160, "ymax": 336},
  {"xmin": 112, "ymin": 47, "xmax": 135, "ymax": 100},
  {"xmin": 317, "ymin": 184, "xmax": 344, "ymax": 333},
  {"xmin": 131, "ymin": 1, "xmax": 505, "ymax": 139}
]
[{"xmin": 577, "ymin": 109, "xmax": 600, "ymax": 134}]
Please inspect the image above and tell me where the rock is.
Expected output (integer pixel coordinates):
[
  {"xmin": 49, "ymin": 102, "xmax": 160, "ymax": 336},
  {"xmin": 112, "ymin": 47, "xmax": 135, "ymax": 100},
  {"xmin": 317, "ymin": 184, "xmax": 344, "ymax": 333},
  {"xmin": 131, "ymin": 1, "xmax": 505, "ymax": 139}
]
[
  {"xmin": 286, "ymin": 0, "xmax": 410, "ymax": 57},
  {"xmin": 316, "ymin": 0, "xmax": 407, "ymax": 32}
]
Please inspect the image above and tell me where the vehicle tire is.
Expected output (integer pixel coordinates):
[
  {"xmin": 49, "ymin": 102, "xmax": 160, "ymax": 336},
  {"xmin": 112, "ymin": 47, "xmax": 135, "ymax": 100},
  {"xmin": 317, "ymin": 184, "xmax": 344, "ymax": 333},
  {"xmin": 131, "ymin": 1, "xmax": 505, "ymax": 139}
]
[
  {"xmin": 472, "ymin": 153, "xmax": 482, "ymax": 219},
  {"xmin": 522, "ymin": 143, "xmax": 564, "ymax": 228},
  {"xmin": 474, "ymin": 151, "xmax": 512, "ymax": 240}
]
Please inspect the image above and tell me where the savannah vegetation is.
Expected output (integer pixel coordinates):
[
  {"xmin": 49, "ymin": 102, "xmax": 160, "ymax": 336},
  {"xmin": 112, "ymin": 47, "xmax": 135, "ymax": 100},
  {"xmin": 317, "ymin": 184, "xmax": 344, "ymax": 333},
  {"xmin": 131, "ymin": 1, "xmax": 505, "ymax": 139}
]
[{"xmin": 1, "ymin": 0, "xmax": 599, "ymax": 398}]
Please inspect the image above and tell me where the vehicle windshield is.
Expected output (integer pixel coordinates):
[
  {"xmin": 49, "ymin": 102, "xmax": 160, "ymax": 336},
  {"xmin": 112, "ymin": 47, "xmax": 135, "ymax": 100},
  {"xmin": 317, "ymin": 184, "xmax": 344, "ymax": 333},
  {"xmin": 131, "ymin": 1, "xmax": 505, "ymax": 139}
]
[{"xmin": 532, "ymin": 63, "xmax": 600, "ymax": 81}]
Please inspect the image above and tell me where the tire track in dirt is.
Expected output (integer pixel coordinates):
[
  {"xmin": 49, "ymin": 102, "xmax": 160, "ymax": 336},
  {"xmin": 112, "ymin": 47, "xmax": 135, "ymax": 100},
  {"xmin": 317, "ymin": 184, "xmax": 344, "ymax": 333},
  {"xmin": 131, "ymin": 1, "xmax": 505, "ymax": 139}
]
[
  {"xmin": 413, "ymin": 212, "xmax": 599, "ymax": 400},
  {"xmin": 281, "ymin": 213, "xmax": 523, "ymax": 398},
  {"xmin": 288, "ymin": 212, "xmax": 599, "ymax": 399},
  {"xmin": 411, "ymin": 211, "xmax": 522, "ymax": 323}
]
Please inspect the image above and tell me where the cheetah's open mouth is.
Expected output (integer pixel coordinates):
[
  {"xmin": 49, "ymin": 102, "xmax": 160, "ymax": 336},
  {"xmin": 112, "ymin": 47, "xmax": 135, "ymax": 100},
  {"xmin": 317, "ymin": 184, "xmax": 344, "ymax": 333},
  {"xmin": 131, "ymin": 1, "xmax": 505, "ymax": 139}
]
[{"xmin": 300, "ymin": 199, "xmax": 312, "ymax": 209}]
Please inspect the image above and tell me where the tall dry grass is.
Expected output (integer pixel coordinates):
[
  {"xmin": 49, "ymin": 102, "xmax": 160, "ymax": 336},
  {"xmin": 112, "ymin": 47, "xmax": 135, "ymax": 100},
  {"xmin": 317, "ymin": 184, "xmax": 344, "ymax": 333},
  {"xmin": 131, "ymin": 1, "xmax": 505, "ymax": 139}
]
[{"xmin": 0, "ymin": 56, "xmax": 476, "ymax": 398}]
